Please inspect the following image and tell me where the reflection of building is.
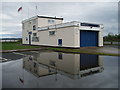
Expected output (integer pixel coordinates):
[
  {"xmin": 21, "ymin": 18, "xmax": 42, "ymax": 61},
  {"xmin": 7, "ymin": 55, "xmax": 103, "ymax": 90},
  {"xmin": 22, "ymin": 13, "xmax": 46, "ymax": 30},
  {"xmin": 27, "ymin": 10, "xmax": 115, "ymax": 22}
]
[
  {"xmin": 23, "ymin": 55, "xmax": 55, "ymax": 77},
  {"xmin": 23, "ymin": 52, "xmax": 104, "ymax": 79}
]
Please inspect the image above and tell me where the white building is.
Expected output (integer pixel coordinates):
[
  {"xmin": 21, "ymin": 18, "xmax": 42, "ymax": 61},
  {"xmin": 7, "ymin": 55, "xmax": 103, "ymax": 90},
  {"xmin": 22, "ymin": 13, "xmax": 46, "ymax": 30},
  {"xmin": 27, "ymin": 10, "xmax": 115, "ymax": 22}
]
[{"xmin": 22, "ymin": 15, "xmax": 104, "ymax": 48}]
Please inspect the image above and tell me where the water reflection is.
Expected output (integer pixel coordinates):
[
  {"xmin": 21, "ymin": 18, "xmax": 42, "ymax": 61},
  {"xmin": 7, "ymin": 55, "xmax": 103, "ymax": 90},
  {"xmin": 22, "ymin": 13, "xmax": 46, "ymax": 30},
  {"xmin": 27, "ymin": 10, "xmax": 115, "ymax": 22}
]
[{"xmin": 23, "ymin": 52, "xmax": 104, "ymax": 79}]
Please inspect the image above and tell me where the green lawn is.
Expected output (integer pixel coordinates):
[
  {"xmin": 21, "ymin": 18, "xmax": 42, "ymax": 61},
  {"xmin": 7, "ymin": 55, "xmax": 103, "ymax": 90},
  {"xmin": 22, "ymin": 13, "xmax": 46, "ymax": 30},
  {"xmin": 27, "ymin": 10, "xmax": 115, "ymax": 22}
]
[{"xmin": 1, "ymin": 42, "xmax": 40, "ymax": 50}]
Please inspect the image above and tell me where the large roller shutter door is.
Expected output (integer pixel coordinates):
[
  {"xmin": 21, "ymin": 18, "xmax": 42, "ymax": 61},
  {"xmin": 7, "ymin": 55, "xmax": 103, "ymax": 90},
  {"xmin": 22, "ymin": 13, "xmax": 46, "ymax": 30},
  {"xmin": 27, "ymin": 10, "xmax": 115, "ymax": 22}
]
[{"xmin": 80, "ymin": 30, "xmax": 98, "ymax": 47}]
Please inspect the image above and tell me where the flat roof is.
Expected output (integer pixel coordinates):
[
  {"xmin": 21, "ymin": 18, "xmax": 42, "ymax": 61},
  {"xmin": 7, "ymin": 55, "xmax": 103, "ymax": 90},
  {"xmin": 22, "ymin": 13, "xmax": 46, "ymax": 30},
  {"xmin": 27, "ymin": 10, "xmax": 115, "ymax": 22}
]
[
  {"xmin": 37, "ymin": 15, "xmax": 63, "ymax": 20},
  {"xmin": 22, "ymin": 15, "xmax": 63, "ymax": 23}
]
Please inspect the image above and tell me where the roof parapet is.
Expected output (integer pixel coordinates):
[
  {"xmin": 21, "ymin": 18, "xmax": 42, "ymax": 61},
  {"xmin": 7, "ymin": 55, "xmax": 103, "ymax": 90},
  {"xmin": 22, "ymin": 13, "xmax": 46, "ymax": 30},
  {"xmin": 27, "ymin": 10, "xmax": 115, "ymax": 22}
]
[
  {"xmin": 22, "ymin": 15, "xmax": 63, "ymax": 23},
  {"xmin": 38, "ymin": 21, "xmax": 80, "ymax": 31}
]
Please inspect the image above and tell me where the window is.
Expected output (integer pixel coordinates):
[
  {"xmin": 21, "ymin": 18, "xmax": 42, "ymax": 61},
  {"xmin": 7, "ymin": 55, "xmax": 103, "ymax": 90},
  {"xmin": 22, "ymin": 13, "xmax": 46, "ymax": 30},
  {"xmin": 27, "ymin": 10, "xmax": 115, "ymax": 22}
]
[
  {"xmin": 81, "ymin": 23, "xmax": 100, "ymax": 27},
  {"xmin": 29, "ymin": 21, "xmax": 31, "ymax": 24},
  {"xmin": 49, "ymin": 31, "xmax": 55, "ymax": 36},
  {"xmin": 33, "ymin": 25, "xmax": 36, "ymax": 30},
  {"xmin": 33, "ymin": 20, "xmax": 36, "ymax": 24},
  {"xmin": 32, "ymin": 37, "xmax": 39, "ymax": 42},
  {"xmin": 26, "ymin": 37, "xmax": 28, "ymax": 41},
  {"xmin": 33, "ymin": 33, "xmax": 37, "ymax": 36},
  {"xmin": 22, "ymin": 23, "xmax": 24, "ymax": 29},
  {"xmin": 48, "ymin": 20, "xmax": 54, "ymax": 23}
]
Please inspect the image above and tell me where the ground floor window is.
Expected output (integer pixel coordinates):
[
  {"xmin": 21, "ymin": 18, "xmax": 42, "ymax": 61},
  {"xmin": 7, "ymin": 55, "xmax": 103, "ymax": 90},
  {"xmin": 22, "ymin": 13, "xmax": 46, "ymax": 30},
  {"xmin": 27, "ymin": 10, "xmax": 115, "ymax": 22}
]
[
  {"xmin": 32, "ymin": 37, "xmax": 39, "ymax": 42},
  {"xmin": 26, "ymin": 37, "xmax": 28, "ymax": 41}
]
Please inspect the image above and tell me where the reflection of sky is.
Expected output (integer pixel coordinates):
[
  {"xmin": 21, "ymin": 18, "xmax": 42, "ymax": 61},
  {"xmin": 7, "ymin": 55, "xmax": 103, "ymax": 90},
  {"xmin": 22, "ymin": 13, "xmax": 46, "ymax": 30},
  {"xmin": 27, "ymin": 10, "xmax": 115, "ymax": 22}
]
[{"xmin": 1, "ymin": 2, "xmax": 118, "ymax": 38}]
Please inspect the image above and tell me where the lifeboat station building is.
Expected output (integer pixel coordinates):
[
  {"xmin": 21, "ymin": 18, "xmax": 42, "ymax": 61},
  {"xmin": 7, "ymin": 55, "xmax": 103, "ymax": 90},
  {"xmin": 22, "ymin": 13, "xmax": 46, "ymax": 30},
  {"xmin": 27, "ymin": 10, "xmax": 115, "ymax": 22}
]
[{"xmin": 22, "ymin": 15, "xmax": 104, "ymax": 48}]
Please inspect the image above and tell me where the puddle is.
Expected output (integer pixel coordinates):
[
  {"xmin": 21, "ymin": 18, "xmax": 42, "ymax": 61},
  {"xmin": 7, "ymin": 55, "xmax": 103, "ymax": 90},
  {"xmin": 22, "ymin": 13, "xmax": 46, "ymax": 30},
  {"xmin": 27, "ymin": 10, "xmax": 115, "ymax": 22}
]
[{"xmin": 2, "ymin": 51, "xmax": 118, "ymax": 88}]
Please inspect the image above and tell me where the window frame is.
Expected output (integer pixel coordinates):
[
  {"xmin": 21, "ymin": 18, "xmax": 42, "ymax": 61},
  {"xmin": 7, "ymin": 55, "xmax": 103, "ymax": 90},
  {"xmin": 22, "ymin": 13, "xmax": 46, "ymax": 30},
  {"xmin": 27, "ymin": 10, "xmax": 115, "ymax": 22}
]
[
  {"xmin": 48, "ymin": 19, "xmax": 55, "ymax": 23},
  {"xmin": 49, "ymin": 31, "xmax": 56, "ymax": 36},
  {"xmin": 33, "ymin": 25, "xmax": 36, "ymax": 30},
  {"xmin": 32, "ymin": 37, "xmax": 39, "ymax": 42},
  {"xmin": 26, "ymin": 37, "xmax": 28, "ymax": 41},
  {"xmin": 33, "ymin": 33, "xmax": 37, "ymax": 37}
]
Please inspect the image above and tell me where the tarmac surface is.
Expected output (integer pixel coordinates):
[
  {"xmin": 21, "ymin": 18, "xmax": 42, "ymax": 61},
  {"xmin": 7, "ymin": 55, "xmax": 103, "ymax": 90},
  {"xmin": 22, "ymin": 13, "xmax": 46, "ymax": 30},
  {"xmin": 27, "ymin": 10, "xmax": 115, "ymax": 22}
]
[
  {"xmin": 1, "ymin": 51, "xmax": 41, "ymax": 62},
  {"xmin": 80, "ymin": 45, "xmax": 119, "ymax": 55}
]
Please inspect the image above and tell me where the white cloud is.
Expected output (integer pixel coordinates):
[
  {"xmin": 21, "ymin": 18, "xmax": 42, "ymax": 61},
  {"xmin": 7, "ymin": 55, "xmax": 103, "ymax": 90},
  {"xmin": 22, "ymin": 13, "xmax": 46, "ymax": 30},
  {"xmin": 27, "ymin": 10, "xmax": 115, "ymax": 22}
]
[
  {"xmin": 1, "ymin": 0, "xmax": 119, "ymax": 2},
  {"xmin": 0, "ymin": 13, "xmax": 12, "ymax": 20},
  {"xmin": 2, "ymin": 23, "xmax": 21, "ymax": 27},
  {"xmin": 0, "ymin": 32, "xmax": 13, "ymax": 34},
  {"xmin": 1, "ymin": 2, "xmax": 118, "ymax": 38}
]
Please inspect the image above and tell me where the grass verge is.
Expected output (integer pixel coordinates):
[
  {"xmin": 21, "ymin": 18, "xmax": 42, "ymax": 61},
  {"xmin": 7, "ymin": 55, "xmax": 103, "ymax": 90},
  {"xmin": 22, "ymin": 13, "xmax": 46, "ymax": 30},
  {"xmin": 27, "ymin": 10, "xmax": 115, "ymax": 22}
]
[{"xmin": 1, "ymin": 42, "xmax": 40, "ymax": 50}]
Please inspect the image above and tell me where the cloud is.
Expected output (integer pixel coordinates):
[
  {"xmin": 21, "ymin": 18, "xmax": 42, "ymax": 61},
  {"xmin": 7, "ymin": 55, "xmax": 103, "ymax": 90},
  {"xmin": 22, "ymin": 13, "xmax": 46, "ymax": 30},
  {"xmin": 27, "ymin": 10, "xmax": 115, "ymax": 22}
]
[{"xmin": 1, "ymin": 2, "xmax": 118, "ymax": 38}]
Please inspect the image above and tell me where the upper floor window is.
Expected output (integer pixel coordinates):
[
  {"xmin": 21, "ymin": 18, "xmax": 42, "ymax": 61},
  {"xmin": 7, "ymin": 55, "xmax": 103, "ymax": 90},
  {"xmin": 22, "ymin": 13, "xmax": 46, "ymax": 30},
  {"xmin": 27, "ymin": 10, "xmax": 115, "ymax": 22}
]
[
  {"xmin": 49, "ymin": 31, "xmax": 55, "ymax": 36},
  {"xmin": 48, "ymin": 20, "xmax": 55, "ymax": 23},
  {"xmin": 22, "ymin": 23, "xmax": 24, "ymax": 29},
  {"xmin": 81, "ymin": 23, "xmax": 100, "ymax": 28},
  {"xmin": 33, "ymin": 25, "xmax": 36, "ymax": 30},
  {"xmin": 29, "ymin": 21, "xmax": 31, "ymax": 24},
  {"xmin": 33, "ymin": 20, "xmax": 36, "ymax": 24}
]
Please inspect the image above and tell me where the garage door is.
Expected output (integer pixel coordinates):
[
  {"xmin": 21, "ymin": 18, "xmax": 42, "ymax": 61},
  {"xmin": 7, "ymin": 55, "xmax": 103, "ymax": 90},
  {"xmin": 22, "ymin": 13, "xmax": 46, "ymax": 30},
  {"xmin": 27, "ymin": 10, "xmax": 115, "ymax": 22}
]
[{"xmin": 80, "ymin": 30, "xmax": 98, "ymax": 47}]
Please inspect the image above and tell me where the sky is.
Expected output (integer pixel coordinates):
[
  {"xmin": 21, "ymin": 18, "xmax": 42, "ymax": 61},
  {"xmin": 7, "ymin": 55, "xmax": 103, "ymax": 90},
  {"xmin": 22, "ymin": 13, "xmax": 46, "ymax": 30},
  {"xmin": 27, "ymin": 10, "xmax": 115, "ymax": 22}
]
[{"xmin": 0, "ymin": 1, "xmax": 118, "ymax": 38}]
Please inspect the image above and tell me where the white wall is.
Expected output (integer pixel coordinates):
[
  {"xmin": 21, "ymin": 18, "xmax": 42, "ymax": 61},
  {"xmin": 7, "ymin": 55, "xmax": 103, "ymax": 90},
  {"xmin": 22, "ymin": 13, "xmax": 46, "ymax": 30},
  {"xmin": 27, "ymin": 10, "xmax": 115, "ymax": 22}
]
[
  {"xmin": 22, "ymin": 17, "xmax": 63, "ymax": 45},
  {"xmin": 98, "ymin": 30, "xmax": 103, "ymax": 46},
  {"xmin": 38, "ymin": 18, "xmax": 63, "ymax": 27},
  {"xmin": 31, "ymin": 26, "xmax": 78, "ymax": 47}
]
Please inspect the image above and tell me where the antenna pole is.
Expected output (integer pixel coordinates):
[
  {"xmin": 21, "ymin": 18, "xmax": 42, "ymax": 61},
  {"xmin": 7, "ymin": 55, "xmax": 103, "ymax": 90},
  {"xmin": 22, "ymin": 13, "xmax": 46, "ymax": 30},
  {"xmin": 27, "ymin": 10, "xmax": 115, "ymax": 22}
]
[{"xmin": 35, "ymin": 3, "xmax": 38, "ymax": 16}]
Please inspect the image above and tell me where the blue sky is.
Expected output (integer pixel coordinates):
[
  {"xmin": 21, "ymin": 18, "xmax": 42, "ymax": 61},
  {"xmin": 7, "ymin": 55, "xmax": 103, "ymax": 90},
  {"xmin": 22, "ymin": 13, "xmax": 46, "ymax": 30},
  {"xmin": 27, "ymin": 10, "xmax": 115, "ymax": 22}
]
[{"xmin": 1, "ymin": 1, "xmax": 118, "ymax": 38}]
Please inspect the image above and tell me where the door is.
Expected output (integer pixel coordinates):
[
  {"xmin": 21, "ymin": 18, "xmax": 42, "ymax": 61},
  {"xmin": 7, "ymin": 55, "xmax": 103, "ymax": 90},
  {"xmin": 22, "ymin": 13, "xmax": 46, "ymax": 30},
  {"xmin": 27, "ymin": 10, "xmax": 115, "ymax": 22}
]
[
  {"xmin": 58, "ymin": 39, "xmax": 62, "ymax": 46},
  {"xmin": 29, "ymin": 35, "xmax": 31, "ymax": 45},
  {"xmin": 80, "ymin": 30, "xmax": 98, "ymax": 47}
]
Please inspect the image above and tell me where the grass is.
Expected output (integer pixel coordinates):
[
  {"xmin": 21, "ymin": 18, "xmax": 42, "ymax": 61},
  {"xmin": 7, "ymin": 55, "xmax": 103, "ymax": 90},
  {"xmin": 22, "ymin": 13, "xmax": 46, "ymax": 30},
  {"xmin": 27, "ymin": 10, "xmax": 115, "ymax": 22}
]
[
  {"xmin": 1, "ymin": 42, "xmax": 40, "ymax": 50},
  {"xmin": 46, "ymin": 47, "xmax": 120, "ymax": 56}
]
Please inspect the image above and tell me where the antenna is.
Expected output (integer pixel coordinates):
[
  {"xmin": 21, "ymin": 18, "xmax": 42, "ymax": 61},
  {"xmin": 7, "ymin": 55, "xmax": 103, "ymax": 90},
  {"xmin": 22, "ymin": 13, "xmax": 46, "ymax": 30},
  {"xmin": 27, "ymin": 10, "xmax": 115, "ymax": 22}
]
[{"xmin": 35, "ymin": 3, "xmax": 38, "ymax": 16}]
